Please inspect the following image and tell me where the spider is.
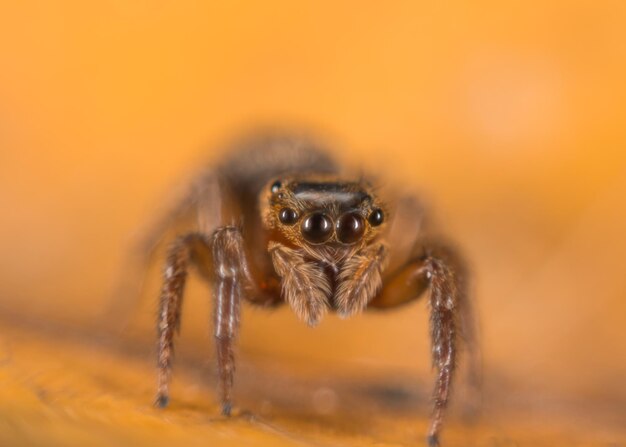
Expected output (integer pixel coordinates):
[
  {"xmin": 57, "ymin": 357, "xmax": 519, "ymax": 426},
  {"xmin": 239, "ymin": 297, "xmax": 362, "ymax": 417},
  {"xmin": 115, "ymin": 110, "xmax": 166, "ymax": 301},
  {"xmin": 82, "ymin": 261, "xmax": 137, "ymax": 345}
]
[{"xmin": 148, "ymin": 132, "xmax": 480, "ymax": 446}]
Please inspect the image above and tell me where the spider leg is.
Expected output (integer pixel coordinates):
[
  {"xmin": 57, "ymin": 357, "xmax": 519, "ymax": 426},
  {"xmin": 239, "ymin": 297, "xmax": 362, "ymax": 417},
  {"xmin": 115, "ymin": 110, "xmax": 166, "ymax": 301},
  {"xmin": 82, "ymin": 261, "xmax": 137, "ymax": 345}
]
[
  {"xmin": 369, "ymin": 240, "xmax": 478, "ymax": 447},
  {"xmin": 109, "ymin": 170, "xmax": 222, "ymax": 331},
  {"xmin": 155, "ymin": 233, "xmax": 208, "ymax": 407},
  {"xmin": 155, "ymin": 226, "xmax": 253, "ymax": 415},
  {"xmin": 210, "ymin": 225, "xmax": 251, "ymax": 415},
  {"xmin": 139, "ymin": 169, "xmax": 221, "ymax": 259}
]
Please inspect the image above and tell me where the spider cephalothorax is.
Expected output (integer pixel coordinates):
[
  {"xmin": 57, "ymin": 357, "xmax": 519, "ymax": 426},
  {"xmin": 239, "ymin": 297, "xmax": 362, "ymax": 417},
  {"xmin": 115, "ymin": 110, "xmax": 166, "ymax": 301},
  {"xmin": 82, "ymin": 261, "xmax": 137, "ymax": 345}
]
[
  {"xmin": 259, "ymin": 176, "xmax": 390, "ymax": 324},
  {"xmin": 261, "ymin": 176, "xmax": 386, "ymax": 247},
  {"xmin": 146, "ymin": 132, "xmax": 480, "ymax": 446}
]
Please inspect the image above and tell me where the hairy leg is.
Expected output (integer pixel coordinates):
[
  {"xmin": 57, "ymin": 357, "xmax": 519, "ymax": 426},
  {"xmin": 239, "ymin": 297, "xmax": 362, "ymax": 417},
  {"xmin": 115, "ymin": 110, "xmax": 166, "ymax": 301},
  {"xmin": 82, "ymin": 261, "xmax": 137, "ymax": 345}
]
[
  {"xmin": 370, "ymin": 240, "xmax": 478, "ymax": 447},
  {"xmin": 210, "ymin": 226, "xmax": 253, "ymax": 415},
  {"xmin": 155, "ymin": 226, "xmax": 260, "ymax": 415},
  {"xmin": 108, "ymin": 171, "xmax": 222, "ymax": 331},
  {"xmin": 156, "ymin": 233, "xmax": 209, "ymax": 407}
]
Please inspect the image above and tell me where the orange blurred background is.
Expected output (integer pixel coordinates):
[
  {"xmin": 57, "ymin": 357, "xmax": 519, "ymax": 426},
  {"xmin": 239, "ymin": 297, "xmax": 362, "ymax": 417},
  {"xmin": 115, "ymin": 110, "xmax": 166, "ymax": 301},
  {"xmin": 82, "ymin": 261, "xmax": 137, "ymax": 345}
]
[{"xmin": 0, "ymin": 1, "xmax": 625, "ymax": 446}]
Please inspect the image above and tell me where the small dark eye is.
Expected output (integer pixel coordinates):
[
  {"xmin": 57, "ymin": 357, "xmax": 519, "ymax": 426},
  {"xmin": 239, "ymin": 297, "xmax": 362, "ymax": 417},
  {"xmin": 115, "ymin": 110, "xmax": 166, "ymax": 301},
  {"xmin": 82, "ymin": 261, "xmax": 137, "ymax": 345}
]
[
  {"xmin": 278, "ymin": 208, "xmax": 298, "ymax": 225},
  {"xmin": 301, "ymin": 212, "xmax": 333, "ymax": 244},
  {"xmin": 336, "ymin": 212, "xmax": 365, "ymax": 244},
  {"xmin": 270, "ymin": 180, "xmax": 282, "ymax": 193},
  {"xmin": 368, "ymin": 208, "xmax": 384, "ymax": 226}
]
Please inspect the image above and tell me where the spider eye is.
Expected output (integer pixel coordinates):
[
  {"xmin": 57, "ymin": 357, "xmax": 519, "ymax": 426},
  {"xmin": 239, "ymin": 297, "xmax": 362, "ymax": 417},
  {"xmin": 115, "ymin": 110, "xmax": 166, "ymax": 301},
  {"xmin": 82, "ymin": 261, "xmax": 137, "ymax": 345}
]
[
  {"xmin": 336, "ymin": 212, "xmax": 365, "ymax": 244},
  {"xmin": 368, "ymin": 208, "xmax": 384, "ymax": 226},
  {"xmin": 270, "ymin": 180, "xmax": 282, "ymax": 193},
  {"xmin": 278, "ymin": 208, "xmax": 298, "ymax": 225},
  {"xmin": 301, "ymin": 213, "xmax": 333, "ymax": 244}
]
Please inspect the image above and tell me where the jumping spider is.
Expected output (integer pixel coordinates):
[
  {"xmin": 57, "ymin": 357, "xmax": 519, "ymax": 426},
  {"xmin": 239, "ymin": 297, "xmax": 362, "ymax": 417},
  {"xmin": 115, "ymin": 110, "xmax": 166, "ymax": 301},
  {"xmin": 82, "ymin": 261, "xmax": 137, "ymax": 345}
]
[{"xmin": 149, "ymin": 132, "xmax": 479, "ymax": 446}]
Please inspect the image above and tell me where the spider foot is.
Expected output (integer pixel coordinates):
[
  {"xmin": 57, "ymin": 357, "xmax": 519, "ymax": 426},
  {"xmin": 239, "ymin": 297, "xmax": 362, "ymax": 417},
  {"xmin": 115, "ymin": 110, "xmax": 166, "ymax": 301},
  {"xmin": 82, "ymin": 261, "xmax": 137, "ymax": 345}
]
[
  {"xmin": 154, "ymin": 393, "xmax": 169, "ymax": 408},
  {"xmin": 427, "ymin": 434, "xmax": 440, "ymax": 447},
  {"xmin": 221, "ymin": 401, "xmax": 232, "ymax": 417}
]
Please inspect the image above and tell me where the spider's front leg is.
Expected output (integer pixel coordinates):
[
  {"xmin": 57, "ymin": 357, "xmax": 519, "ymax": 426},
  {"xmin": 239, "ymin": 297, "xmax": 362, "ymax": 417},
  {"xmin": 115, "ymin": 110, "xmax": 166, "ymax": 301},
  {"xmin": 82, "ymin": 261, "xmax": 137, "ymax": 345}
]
[
  {"xmin": 156, "ymin": 226, "xmax": 252, "ymax": 416},
  {"xmin": 370, "ymin": 241, "xmax": 475, "ymax": 447},
  {"xmin": 156, "ymin": 233, "xmax": 207, "ymax": 408}
]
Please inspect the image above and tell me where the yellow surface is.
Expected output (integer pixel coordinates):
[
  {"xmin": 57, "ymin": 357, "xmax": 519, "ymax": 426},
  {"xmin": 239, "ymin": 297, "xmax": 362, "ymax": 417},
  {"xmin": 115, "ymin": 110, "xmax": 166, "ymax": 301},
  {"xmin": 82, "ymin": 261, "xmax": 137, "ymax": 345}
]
[
  {"xmin": 1, "ymin": 320, "xmax": 623, "ymax": 447},
  {"xmin": 1, "ymin": 1, "xmax": 626, "ymax": 446}
]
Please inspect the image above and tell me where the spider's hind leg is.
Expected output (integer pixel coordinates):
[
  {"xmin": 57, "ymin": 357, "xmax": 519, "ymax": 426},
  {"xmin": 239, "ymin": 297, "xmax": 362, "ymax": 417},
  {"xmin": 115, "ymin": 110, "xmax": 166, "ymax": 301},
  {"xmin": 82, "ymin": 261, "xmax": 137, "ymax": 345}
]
[
  {"xmin": 109, "ymin": 170, "xmax": 221, "ymax": 332},
  {"xmin": 155, "ymin": 233, "xmax": 209, "ymax": 407}
]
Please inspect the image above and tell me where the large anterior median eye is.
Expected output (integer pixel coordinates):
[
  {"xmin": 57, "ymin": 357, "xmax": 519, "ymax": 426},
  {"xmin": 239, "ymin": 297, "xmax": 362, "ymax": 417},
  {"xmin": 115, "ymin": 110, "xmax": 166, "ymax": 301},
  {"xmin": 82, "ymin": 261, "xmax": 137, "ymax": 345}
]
[
  {"xmin": 301, "ymin": 212, "xmax": 333, "ymax": 244},
  {"xmin": 336, "ymin": 212, "xmax": 365, "ymax": 244}
]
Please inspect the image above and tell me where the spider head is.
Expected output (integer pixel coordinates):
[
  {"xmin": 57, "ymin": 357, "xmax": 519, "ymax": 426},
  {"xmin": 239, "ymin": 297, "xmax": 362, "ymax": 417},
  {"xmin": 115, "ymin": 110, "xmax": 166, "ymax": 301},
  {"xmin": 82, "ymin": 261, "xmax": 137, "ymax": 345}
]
[{"xmin": 261, "ymin": 175, "xmax": 386, "ymax": 249}]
